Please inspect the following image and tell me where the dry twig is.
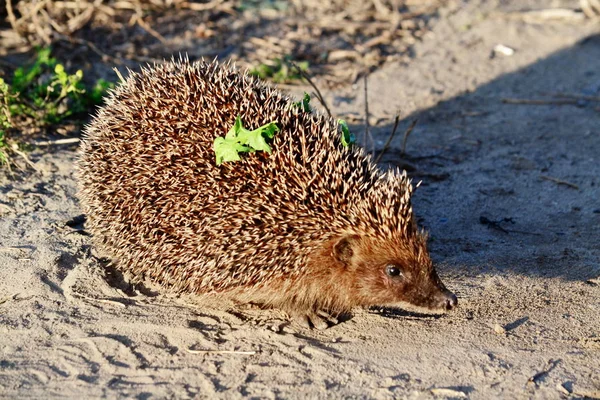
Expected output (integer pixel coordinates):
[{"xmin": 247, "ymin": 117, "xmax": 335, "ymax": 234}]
[
  {"xmin": 401, "ymin": 118, "xmax": 418, "ymax": 155},
  {"xmin": 9, "ymin": 147, "xmax": 40, "ymax": 173},
  {"xmin": 502, "ymin": 98, "xmax": 577, "ymax": 106},
  {"xmin": 33, "ymin": 138, "xmax": 80, "ymax": 146},
  {"xmin": 187, "ymin": 348, "xmax": 256, "ymax": 355},
  {"xmin": 374, "ymin": 112, "xmax": 401, "ymax": 164},
  {"xmin": 288, "ymin": 61, "xmax": 332, "ymax": 119},
  {"xmin": 581, "ymin": 0, "xmax": 600, "ymax": 18},
  {"xmin": 547, "ymin": 92, "xmax": 600, "ymax": 102},
  {"xmin": 540, "ymin": 175, "xmax": 579, "ymax": 190},
  {"xmin": 363, "ymin": 74, "xmax": 374, "ymax": 155}
]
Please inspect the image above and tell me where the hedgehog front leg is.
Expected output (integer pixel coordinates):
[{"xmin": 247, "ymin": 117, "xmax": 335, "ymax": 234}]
[{"xmin": 296, "ymin": 310, "xmax": 339, "ymax": 330}]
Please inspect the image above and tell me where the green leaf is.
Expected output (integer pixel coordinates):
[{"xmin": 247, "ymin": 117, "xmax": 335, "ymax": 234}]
[
  {"xmin": 213, "ymin": 116, "xmax": 279, "ymax": 165},
  {"xmin": 225, "ymin": 115, "xmax": 243, "ymax": 139},
  {"xmin": 239, "ymin": 129, "xmax": 270, "ymax": 153},
  {"xmin": 214, "ymin": 136, "xmax": 252, "ymax": 165},
  {"xmin": 338, "ymin": 119, "xmax": 355, "ymax": 147}
]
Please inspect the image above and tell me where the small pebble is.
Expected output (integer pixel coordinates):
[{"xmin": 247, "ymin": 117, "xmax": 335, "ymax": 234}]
[
  {"xmin": 493, "ymin": 323, "xmax": 506, "ymax": 334},
  {"xmin": 493, "ymin": 44, "xmax": 515, "ymax": 56}
]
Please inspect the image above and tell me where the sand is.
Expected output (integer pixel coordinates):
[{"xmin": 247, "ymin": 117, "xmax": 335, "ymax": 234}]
[{"xmin": 1, "ymin": 1, "xmax": 600, "ymax": 398}]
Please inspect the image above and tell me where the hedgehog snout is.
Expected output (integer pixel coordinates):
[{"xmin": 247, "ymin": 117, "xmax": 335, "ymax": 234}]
[{"xmin": 435, "ymin": 290, "xmax": 458, "ymax": 311}]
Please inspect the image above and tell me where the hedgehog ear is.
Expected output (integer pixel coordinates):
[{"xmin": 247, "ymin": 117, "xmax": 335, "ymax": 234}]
[{"xmin": 332, "ymin": 235, "xmax": 360, "ymax": 266}]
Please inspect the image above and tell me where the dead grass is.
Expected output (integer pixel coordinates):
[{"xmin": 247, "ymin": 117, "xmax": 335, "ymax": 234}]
[{"xmin": 2, "ymin": 0, "xmax": 444, "ymax": 85}]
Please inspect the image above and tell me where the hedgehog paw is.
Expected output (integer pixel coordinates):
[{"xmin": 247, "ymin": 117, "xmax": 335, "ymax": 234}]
[{"xmin": 297, "ymin": 311, "xmax": 338, "ymax": 330}]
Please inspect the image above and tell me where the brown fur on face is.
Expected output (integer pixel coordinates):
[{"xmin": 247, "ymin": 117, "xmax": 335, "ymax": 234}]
[
  {"xmin": 268, "ymin": 232, "xmax": 457, "ymax": 316},
  {"xmin": 338, "ymin": 233, "xmax": 455, "ymax": 311}
]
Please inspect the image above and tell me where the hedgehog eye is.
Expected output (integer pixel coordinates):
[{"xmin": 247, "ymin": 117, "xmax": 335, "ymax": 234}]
[{"xmin": 386, "ymin": 264, "xmax": 403, "ymax": 278}]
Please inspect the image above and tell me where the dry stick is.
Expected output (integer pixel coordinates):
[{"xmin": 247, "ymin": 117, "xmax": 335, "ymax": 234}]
[
  {"xmin": 363, "ymin": 74, "xmax": 375, "ymax": 157},
  {"xmin": 42, "ymin": 8, "xmax": 69, "ymax": 34},
  {"xmin": 373, "ymin": 113, "xmax": 401, "ymax": 164},
  {"xmin": 580, "ymin": 0, "xmax": 600, "ymax": 18},
  {"xmin": 133, "ymin": 14, "xmax": 168, "ymax": 45},
  {"xmin": 10, "ymin": 148, "xmax": 40, "ymax": 173},
  {"xmin": 30, "ymin": 3, "xmax": 52, "ymax": 45},
  {"xmin": 288, "ymin": 61, "xmax": 332, "ymax": 119},
  {"xmin": 515, "ymin": 8, "xmax": 586, "ymax": 22},
  {"xmin": 540, "ymin": 175, "xmax": 579, "ymax": 190},
  {"xmin": 502, "ymin": 98, "xmax": 577, "ymax": 106},
  {"xmin": 33, "ymin": 138, "xmax": 80, "ymax": 146},
  {"xmin": 70, "ymin": 292, "xmax": 128, "ymax": 308},
  {"xmin": 401, "ymin": 118, "xmax": 418, "ymax": 156},
  {"xmin": 548, "ymin": 92, "xmax": 600, "ymax": 102},
  {"xmin": 430, "ymin": 388, "xmax": 467, "ymax": 399},
  {"xmin": 181, "ymin": 0, "xmax": 225, "ymax": 11},
  {"xmin": 187, "ymin": 348, "xmax": 256, "ymax": 355},
  {"xmin": 5, "ymin": 0, "xmax": 19, "ymax": 33},
  {"xmin": 14, "ymin": 0, "xmax": 51, "ymax": 26}
]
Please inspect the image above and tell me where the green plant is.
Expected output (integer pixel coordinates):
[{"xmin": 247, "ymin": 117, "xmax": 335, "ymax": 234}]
[
  {"xmin": 0, "ymin": 78, "xmax": 13, "ymax": 166},
  {"xmin": 0, "ymin": 131, "xmax": 8, "ymax": 166},
  {"xmin": 11, "ymin": 47, "xmax": 56, "ymax": 93},
  {"xmin": 338, "ymin": 119, "xmax": 355, "ymax": 147},
  {"xmin": 6, "ymin": 47, "xmax": 112, "ymax": 126},
  {"xmin": 0, "ymin": 47, "xmax": 114, "ymax": 170},
  {"xmin": 250, "ymin": 57, "xmax": 309, "ymax": 83},
  {"xmin": 214, "ymin": 116, "xmax": 279, "ymax": 165},
  {"xmin": 293, "ymin": 92, "xmax": 312, "ymax": 113},
  {"xmin": 89, "ymin": 79, "xmax": 113, "ymax": 105}
]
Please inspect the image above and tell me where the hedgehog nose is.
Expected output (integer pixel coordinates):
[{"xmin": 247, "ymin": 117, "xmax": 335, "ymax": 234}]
[{"xmin": 443, "ymin": 291, "xmax": 458, "ymax": 310}]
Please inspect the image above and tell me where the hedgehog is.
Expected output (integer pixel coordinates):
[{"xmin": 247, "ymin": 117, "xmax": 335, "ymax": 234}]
[{"xmin": 76, "ymin": 58, "xmax": 457, "ymax": 329}]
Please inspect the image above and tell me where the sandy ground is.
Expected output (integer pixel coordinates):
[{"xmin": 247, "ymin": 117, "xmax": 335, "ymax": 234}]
[{"xmin": 1, "ymin": 1, "xmax": 600, "ymax": 399}]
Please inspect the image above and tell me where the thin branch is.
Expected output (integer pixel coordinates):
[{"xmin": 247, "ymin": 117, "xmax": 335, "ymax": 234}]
[
  {"xmin": 374, "ymin": 112, "xmax": 401, "ymax": 164},
  {"xmin": 548, "ymin": 92, "xmax": 600, "ymax": 102},
  {"xmin": 187, "ymin": 348, "xmax": 256, "ymax": 355},
  {"xmin": 133, "ymin": 14, "xmax": 168, "ymax": 45},
  {"xmin": 502, "ymin": 98, "xmax": 577, "ymax": 106},
  {"xmin": 401, "ymin": 118, "xmax": 418, "ymax": 156},
  {"xmin": 363, "ymin": 74, "xmax": 374, "ymax": 156},
  {"xmin": 540, "ymin": 175, "xmax": 579, "ymax": 190},
  {"xmin": 287, "ymin": 61, "xmax": 332, "ymax": 119},
  {"xmin": 33, "ymin": 138, "xmax": 80, "ymax": 146},
  {"xmin": 5, "ymin": 0, "xmax": 19, "ymax": 33},
  {"xmin": 9, "ymin": 147, "xmax": 40, "ymax": 173}
]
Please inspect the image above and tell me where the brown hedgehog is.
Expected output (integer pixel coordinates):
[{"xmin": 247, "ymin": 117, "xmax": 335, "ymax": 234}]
[{"xmin": 76, "ymin": 58, "xmax": 457, "ymax": 328}]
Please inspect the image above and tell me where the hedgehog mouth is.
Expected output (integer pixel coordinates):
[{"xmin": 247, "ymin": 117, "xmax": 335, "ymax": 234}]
[{"xmin": 380, "ymin": 301, "xmax": 453, "ymax": 315}]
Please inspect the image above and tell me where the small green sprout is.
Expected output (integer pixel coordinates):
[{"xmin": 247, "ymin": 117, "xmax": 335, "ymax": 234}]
[
  {"xmin": 338, "ymin": 119, "xmax": 355, "ymax": 147},
  {"xmin": 51, "ymin": 64, "xmax": 84, "ymax": 99},
  {"xmin": 293, "ymin": 92, "xmax": 312, "ymax": 113},
  {"xmin": 214, "ymin": 116, "xmax": 279, "ymax": 165}
]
